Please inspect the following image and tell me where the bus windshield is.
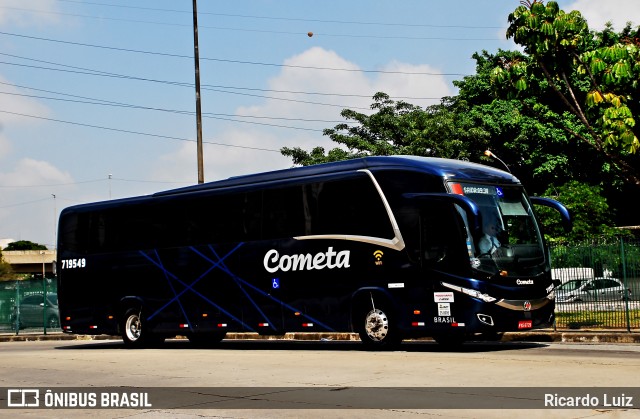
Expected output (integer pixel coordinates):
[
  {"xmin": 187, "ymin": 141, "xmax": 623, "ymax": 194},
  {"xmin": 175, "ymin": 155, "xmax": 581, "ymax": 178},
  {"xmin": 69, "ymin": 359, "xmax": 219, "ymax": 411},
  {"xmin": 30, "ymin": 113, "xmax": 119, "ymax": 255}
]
[{"xmin": 451, "ymin": 182, "xmax": 546, "ymax": 277}]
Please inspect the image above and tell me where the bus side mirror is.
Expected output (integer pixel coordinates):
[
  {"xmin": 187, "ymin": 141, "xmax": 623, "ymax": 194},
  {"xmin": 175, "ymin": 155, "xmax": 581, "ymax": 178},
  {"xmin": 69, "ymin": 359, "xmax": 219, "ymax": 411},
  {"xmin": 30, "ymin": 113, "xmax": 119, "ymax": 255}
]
[{"xmin": 530, "ymin": 197, "xmax": 572, "ymax": 233}]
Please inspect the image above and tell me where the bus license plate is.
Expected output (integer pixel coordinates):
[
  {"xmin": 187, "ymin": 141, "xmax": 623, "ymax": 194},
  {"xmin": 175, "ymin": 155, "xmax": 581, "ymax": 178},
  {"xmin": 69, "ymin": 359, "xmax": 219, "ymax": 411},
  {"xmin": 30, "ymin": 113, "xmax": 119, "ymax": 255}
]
[{"xmin": 518, "ymin": 320, "xmax": 532, "ymax": 329}]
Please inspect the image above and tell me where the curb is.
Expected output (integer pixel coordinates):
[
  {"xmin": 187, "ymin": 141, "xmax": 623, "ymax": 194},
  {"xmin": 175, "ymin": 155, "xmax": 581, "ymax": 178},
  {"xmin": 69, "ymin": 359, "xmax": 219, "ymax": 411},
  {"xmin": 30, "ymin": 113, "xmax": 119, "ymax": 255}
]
[{"xmin": 1, "ymin": 331, "xmax": 638, "ymax": 344}]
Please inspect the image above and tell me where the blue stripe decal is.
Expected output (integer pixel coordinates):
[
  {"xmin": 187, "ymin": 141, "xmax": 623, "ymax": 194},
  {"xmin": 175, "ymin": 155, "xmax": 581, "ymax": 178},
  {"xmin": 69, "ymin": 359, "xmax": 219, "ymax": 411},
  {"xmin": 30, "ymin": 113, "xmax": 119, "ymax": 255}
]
[{"xmin": 138, "ymin": 242, "xmax": 252, "ymax": 331}]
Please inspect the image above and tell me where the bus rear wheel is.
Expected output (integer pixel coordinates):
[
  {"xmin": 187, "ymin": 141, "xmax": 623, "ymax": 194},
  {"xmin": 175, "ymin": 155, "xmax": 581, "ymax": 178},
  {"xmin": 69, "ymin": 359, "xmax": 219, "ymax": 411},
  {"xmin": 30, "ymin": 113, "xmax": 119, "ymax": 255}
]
[
  {"xmin": 121, "ymin": 308, "xmax": 163, "ymax": 347},
  {"xmin": 358, "ymin": 303, "xmax": 401, "ymax": 348}
]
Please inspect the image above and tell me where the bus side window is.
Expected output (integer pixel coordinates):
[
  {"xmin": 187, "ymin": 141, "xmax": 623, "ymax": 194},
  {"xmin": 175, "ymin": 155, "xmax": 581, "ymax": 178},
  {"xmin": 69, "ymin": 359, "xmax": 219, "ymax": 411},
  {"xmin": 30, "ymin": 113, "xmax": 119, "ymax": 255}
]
[
  {"xmin": 312, "ymin": 176, "xmax": 394, "ymax": 239},
  {"xmin": 262, "ymin": 186, "xmax": 306, "ymax": 239}
]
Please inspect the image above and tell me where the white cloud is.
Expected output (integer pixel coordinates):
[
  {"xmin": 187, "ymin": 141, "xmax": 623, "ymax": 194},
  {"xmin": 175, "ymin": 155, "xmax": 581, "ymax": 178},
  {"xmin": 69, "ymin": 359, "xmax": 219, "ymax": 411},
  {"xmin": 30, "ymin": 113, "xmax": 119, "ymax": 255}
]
[
  {"xmin": 566, "ymin": 0, "xmax": 640, "ymax": 30},
  {"xmin": 0, "ymin": 158, "xmax": 73, "ymax": 187},
  {"xmin": 0, "ymin": 134, "xmax": 10, "ymax": 159},
  {"xmin": 152, "ymin": 47, "xmax": 454, "ymax": 183},
  {"xmin": 0, "ymin": 75, "xmax": 51, "ymax": 146},
  {"xmin": 0, "ymin": 0, "xmax": 61, "ymax": 27},
  {"xmin": 0, "ymin": 159, "xmax": 74, "ymax": 248}
]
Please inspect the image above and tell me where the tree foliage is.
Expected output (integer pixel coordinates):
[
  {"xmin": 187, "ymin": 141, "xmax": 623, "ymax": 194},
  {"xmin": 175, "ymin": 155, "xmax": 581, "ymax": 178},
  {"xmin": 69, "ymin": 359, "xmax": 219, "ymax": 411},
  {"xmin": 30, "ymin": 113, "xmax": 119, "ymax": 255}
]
[
  {"xmin": 279, "ymin": 2, "xmax": 637, "ymax": 231},
  {"xmin": 539, "ymin": 180, "xmax": 621, "ymax": 244},
  {"xmin": 0, "ymin": 250, "xmax": 15, "ymax": 281},
  {"xmin": 492, "ymin": 0, "xmax": 640, "ymax": 188},
  {"xmin": 281, "ymin": 92, "xmax": 489, "ymax": 166},
  {"xmin": 4, "ymin": 240, "xmax": 48, "ymax": 251}
]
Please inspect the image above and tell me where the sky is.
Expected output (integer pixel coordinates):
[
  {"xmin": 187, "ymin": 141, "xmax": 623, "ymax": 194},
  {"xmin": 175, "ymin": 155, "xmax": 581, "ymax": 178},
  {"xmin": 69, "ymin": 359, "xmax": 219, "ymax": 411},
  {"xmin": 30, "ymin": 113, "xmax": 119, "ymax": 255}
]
[{"xmin": 0, "ymin": 0, "xmax": 639, "ymax": 250}]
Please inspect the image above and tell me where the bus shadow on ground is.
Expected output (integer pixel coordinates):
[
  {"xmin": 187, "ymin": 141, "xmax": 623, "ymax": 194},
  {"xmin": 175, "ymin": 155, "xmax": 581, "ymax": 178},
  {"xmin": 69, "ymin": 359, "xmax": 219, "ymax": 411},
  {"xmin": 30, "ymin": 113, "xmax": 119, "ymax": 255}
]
[{"xmin": 56, "ymin": 339, "xmax": 547, "ymax": 353}]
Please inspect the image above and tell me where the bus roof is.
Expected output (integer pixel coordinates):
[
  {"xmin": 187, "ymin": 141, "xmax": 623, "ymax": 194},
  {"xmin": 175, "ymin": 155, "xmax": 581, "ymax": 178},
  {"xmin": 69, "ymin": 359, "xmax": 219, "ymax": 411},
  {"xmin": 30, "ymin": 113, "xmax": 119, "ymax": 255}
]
[{"xmin": 154, "ymin": 155, "xmax": 518, "ymax": 197}]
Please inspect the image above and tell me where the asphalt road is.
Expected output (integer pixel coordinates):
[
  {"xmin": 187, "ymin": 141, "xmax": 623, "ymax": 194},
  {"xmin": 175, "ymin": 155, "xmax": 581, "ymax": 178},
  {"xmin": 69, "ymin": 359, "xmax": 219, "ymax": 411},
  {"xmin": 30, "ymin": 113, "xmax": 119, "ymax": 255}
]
[{"xmin": 1, "ymin": 339, "xmax": 639, "ymax": 418}]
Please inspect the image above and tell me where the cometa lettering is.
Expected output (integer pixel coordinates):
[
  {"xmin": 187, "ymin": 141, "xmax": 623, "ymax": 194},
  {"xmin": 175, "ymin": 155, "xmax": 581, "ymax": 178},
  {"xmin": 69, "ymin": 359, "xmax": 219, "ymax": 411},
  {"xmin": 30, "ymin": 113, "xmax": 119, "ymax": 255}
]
[{"xmin": 264, "ymin": 247, "xmax": 350, "ymax": 273}]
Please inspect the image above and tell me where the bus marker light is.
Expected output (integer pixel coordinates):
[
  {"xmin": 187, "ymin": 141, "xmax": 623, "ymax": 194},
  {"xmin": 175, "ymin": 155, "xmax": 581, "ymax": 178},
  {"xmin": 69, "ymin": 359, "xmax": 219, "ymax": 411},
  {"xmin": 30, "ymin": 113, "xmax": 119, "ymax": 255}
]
[
  {"xmin": 107, "ymin": 315, "xmax": 114, "ymax": 320},
  {"xmin": 259, "ymin": 323, "xmax": 269, "ymax": 327},
  {"xmin": 202, "ymin": 313, "xmax": 208, "ymax": 318},
  {"xmin": 179, "ymin": 324, "xmax": 189, "ymax": 328},
  {"xmin": 294, "ymin": 312, "xmax": 301, "ymax": 316},
  {"xmin": 217, "ymin": 323, "xmax": 227, "ymax": 328},
  {"xmin": 65, "ymin": 317, "xmax": 71, "ymax": 321},
  {"xmin": 450, "ymin": 183, "xmax": 464, "ymax": 195},
  {"xmin": 500, "ymin": 270, "xmax": 508, "ymax": 277},
  {"xmin": 413, "ymin": 310, "xmax": 421, "ymax": 315},
  {"xmin": 89, "ymin": 325, "xmax": 98, "ymax": 329},
  {"xmin": 412, "ymin": 322, "xmax": 425, "ymax": 327},
  {"xmin": 302, "ymin": 323, "xmax": 313, "ymax": 327}
]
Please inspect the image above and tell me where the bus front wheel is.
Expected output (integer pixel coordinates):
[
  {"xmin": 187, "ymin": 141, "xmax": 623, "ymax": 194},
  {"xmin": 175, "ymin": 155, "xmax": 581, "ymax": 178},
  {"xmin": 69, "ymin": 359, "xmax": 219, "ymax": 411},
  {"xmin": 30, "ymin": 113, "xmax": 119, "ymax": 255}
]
[{"xmin": 358, "ymin": 302, "xmax": 401, "ymax": 348}]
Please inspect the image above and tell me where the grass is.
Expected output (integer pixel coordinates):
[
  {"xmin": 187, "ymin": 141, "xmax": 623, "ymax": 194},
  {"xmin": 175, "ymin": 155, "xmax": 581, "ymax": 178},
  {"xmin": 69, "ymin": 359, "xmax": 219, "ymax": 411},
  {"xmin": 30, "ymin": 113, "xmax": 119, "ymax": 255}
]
[{"xmin": 554, "ymin": 308, "xmax": 640, "ymax": 329}]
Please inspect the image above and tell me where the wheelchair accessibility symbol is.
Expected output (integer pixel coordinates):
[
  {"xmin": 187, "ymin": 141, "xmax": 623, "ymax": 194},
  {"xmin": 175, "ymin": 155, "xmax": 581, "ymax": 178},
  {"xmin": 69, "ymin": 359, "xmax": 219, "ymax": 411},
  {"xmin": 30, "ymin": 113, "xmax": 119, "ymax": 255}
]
[{"xmin": 272, "ymin": 278, "xmax": 280, "ymax": 289}]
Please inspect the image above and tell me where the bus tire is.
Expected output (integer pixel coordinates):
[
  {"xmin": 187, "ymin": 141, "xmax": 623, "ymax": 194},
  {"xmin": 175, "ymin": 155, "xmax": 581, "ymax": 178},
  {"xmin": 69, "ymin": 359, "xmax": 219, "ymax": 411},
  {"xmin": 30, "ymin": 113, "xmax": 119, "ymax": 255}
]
[
  {"xmin": 357, "ymin": 301, "xmax": 401, "ymax": 349},
  {"xmin": 121, "ymin": 308, "xmax": 163, "ymax": 347}
]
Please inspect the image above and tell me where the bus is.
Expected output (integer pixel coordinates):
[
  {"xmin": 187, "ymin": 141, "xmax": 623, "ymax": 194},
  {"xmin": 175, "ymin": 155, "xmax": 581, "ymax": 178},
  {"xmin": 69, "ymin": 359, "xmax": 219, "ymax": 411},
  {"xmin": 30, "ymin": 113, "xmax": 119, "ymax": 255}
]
[{"xmin": 56, "ymin": 156, "xmax": 571, "ymax": 347}]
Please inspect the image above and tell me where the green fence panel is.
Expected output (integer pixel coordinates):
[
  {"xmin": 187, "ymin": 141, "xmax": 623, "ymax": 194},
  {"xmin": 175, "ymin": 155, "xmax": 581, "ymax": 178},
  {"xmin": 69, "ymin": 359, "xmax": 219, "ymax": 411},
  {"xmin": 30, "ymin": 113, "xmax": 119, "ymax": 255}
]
[
  {"xmin": 551, "ymin": 238, "xmax": 640, "ymax": 331},
  {"xmin": 0, "ymin": 277, "xmax": 59, "ymax": 334}
]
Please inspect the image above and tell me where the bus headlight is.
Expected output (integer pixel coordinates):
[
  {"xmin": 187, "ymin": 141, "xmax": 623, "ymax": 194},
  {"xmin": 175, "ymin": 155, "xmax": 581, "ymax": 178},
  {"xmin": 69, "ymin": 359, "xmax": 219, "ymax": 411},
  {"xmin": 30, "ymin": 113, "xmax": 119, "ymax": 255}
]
[{"xmin": 441, "ymin": 282, "xmax": 497, "ymax": 303}]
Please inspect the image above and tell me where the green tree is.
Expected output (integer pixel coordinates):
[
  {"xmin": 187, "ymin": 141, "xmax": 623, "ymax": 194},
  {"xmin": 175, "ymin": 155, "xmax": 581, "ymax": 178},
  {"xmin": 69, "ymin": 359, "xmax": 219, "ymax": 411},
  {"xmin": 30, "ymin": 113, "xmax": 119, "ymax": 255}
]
[
  {"xmin": 455, "ymin": 50, "xmax": 622, "ymax": 197},
  {"xmin": 4, "ymin": 240, "xmax": 47, "ymax": 251},
  {"xmin": 539, "ymin": 180, "xmax": 620, "ymax": 243},
  {"xmin": 492, "ymin": 0, "xmax": 640, "ymax": 188},
  {"xmin": 0, "ymin": 250, "xmax": 15, "ymax": 281},
  {"xmin": 281, "ymin": 92, "xmax": 489, "ymax": 166}
]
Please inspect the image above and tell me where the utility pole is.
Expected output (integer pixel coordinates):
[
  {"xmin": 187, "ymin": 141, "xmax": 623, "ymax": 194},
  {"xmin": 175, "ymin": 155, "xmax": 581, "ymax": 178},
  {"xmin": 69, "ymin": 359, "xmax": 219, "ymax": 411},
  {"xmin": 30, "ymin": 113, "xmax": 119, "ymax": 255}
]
[{"xmin": 193, "ymin": 0, "xmax": 204, "ymax": 184}]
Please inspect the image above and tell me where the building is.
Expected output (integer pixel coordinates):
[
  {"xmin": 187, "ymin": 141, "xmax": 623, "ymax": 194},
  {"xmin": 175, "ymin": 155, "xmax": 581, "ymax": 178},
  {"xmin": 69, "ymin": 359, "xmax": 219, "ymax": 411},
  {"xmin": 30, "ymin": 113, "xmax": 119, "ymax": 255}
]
[{"xmin": 2, "ymin": 250, "xmax": 57, "ymax": 277}]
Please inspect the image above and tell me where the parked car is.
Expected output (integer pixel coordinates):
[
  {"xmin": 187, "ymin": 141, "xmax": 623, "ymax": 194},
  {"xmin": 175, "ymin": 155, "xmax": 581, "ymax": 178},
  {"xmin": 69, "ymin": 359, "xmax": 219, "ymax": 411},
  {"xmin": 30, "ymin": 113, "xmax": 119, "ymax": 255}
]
[
  {"xmin": 10, "ymin": 293, "xmax": 60, "ymax": 329},
  {"xmin": 556, "ymin": 277, "xmax": 632, "ymax": 303}
]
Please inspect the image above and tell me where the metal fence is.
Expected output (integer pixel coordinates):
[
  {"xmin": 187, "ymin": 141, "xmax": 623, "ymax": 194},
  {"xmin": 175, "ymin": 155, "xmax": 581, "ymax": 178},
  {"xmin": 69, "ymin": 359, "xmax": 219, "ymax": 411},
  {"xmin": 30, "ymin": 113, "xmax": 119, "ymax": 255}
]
[
  {"xmin": 0, "ymin": 277, "xmax": 59, "ymax": 334},
  {"xmin": 0, "ymin": 239, "xmax": 639, "ymax": 334},
  {"xmin": 550, "ymin": 238, "xmax": 640, "ymax": 331}
]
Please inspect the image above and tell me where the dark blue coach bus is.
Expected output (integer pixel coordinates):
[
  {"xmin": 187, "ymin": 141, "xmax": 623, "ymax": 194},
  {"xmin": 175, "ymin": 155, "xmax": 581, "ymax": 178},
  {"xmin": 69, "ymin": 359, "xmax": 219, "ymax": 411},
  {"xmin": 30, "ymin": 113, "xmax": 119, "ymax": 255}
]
[{"xmin": 56, "ymin": 156, "xmax": 571, "ymax": 347}]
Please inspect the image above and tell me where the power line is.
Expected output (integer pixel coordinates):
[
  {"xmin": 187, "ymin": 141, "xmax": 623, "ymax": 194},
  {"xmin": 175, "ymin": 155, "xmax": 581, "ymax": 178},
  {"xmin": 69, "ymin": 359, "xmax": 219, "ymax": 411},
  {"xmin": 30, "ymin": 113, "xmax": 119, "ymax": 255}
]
[
  {"xmin": 0, "ymin": 109, "xmax": 283, "ymax": 152},
  {"xmin": 0, "ymin": 52, "xmax": 443, "ymax": 101},
  {"xmin": 0, "ymin": 88, "xmax": 335, "ymax": 132},
  {"xmin": 0, "ymin": 31, "xmax": 469, "ymax": 76},
  {"xmin": 0, "ymin": 179, "xmax": 104, "ymax": 188},
  {"xmin": 0, "ymin": 52, "xmax": 450, "ymax": 115},
  {"xmin": 3, "ymin": 6, "xmax": 505, "ymax": 41},
  {"xmin": 0, "ymin": 59, "xmax": 373, "ymax": 112},
  {"xmin": 0, "ymin": 177, "xmax": 191, "ymax": 189},
  {"xmin": 1, "ymin": 80, "xmax": 362, "ymax": 126},
  {"xmin": 0, "ymin": 197, "xmax": 52, "ymax": 209},
  {"xmin": 41, "ymin": 1, "xmax": 507, "ymax": 29}
]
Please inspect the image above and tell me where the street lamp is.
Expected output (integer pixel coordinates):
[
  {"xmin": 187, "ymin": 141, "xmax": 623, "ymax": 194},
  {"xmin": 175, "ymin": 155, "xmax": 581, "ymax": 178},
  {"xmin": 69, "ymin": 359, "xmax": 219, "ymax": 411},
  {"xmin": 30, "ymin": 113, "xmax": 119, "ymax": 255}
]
[
  {"xmin": 484, "ymin": 150, "xmax": 511, "ymax": 173},
  {"xmin": 193, "ymin": 0, "xmax": 204, "ymax": 184}
]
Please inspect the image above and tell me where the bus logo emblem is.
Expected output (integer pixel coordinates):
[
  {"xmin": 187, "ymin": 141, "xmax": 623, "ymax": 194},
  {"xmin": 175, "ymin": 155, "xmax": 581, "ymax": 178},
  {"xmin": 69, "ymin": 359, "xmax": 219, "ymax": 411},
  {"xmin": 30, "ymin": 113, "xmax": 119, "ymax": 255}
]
[{"xmin": 523, "ymin": 301, "xmax": 531, "ymax": 311}]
